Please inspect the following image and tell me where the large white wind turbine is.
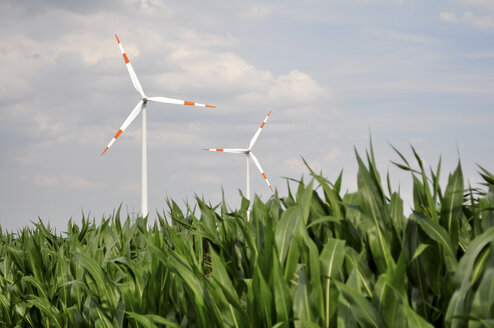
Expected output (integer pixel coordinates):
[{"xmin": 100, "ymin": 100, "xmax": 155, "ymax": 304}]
[
  {"xmin": 203, "ymin": 111, "xmax": 274, "ymax": 202},
  {"xmin": 102, "ymin": 34, "xmax": 215, "ymax": 217}
]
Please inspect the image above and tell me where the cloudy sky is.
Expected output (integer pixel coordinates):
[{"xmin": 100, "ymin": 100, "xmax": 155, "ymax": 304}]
[{"xmin": 1, "ymin": 0, "xmax": 493, "ymax": 231}]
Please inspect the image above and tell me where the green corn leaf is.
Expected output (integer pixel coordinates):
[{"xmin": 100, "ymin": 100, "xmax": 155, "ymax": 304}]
[
  {"xmin": 300, "ymin": 180, "xmax": 314, "ymax": 225},
  {"xmin": 304, "ymin": 158, "xmax": 344, "ymax": 218},
  {"xmin": 355, "ymin": 151, "xmax": 394, "ymax": 273},
  {"xmin": 372, "ymin": 279, "xmax": 406, "ymax": 327},
  {"xmin": 470, "ymin": 265, "xmax": 494, "ymax": 324},
  {"xmin": 337, "ymin": 295, "xmax": 358, "ymax": 327},
  {"xmin": 292, "ymin": 320, "xmax": 321, "ymax": 328},
  {"xmin": 409, "ymin": 244, "xmax": 430, "ymax": 264},
  {"xmin": 334, "ymin": 280, "xmax": 384, "ymax": 328},
  {"xmin": 72, "ymin": 251, "xmax": 118, "ymax": 309},
  {"xmin": 320, "ymin": 239, "xmax": 345, "ymax": 327},
  {"xmin": 293, "ymin": 266, "xmax": 317, "ymax": 328},
  {"xmin": 403, "ymin": 305, "xmax": 435, "ymax": 328},
  {"xmin": 209, "ymin": 248, "xmax": 246, "ymax": 328},
  {"xmin": 21, "ymin": 276, "xmax": 48, "ymax": 300},
  {"xmin": 307, "ymin": 216, "xmax": 341, "ymax": 228},
  {"xmin": 126, "ymin": 311, "xmax": 181, "ymax": 328},
  {"xmin": 344, "ymin": 247, "xmax": 375, "ymax": 298},
  {"xmin": 275, "ymin": 206, "xmax": 300, "ymax": 264},
  {"xmin": 411, "ymin": 146, "xmax": 438, "ymax": 223},
  {"xmin": 284, "ymin": 235, "xmax": 301, "ymax": 282},
  {"xmin": 390, "ymin": 192, "xmax": 406, "ymax": 236},
  {"xmin": 440, "ymin": 161, "xmax": 464, "ymax": 250},
  {"xmin": 253, "ymin": 266, "xmax": 273, "ymax": 327},
  {"xmin": 27, "ymin": 296, "xmax": 62, "ymax": 328},
  {"xmin": 446, "ymin": 227, "xmax": 494, "ymax": 327},
  {"xmin": 372, "ymin": 251, "xmax": 408, "ymax": 326},
  {"xmin": 271, "ymin": 249, "xmax": 292, "ymax": 326},
  {"xmin": 414, "ymin": 214, "xmax": 457, "ymax": 272}
]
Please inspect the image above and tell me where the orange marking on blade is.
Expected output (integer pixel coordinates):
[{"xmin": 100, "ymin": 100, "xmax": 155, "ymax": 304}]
[
  {"xmin": 206, "ymin": 105, "xmax": 216, "ymax": 108},
  {"xmin": 268, "ymin": 111, "xmax": 272, "ymax": 116},
  {"xmin": 260, "ymin": 122, "xmax": 265, "ymax": 128},
  {"xmin": 262, "ymin": 173, "xmax": 267, "ymax": 179},
  {"xmin": 216, "ymin": 149, "xmax": 224, "ymax": 152},
  {"xmin": 184, "ymin": 101, "xmax": 195, "ymax": 106},
  {"xmin": 101, "ymin": 147, "xmax": 109, "ymax": 156},
  {"xmin": 114, "ymin": 129, "xmax": 123, "ymax": 139},
  {"xmin": 123, "ymin": 53, "xmax": 129, "ymax": 64},
  {"xmin": 115, "ymin": 34, "xmax": 120, "ymax": 43},
  {"xmin": 269, "ymin": 185, "xmax": 273, "ymax": 192}
]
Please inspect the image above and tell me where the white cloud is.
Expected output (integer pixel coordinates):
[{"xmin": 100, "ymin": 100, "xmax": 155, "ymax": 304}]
[
  {"xmin": 462, "ymin": 11, "xmax": 494, "ymax": 30},
  {"xmin": 267, "ymin": 70, "xmax": 328, "ymax": 104},
  {"xmin": 160, "ymin": 49, "xmax": 273, "ymax": 92},
  {"xmin": 409, "ymin": 137, "xmax": 427, "ymax": 144},
  {"xmin": 283, "ymin": 157, "xmax": 308, "ymax": 175},
  {"xmin": 190, "ymin": 173, "xmax": 222, "ymax": 185},
  {"xmin": 439, "ymin": 11, "xmax": 458, "ymax": 23},
  {"xmin": 367, "ymin": 27, "xmax": 434, "ymax": 44},
  {"xmin": 34, "ymin": 114, "xmax": 66, "ymax": 136},
  {"xmin": 241, "ymin": 4, "xmax": 272, "ymax": 20},
  {"xmin": 440, "ymin": 1, "xmax": 494, "ymax": 32},
  {"xmin": 148, "ymin": 127, "xmax": 203, "ymax": 148},
  {"xmin": 324, "ymin": 147, "xmax": 342, "ymax": 163},
  {"xmin": 120, "ymin": 182, "xmax": 140, "ymax": 193},
  {"xmin": 177, "ymin": 29, "xmax": 238, "ymax": 48},
  {"xmin": 0, "ymin": 28, "xmax": 119, "ymax": 68},
  {"xmin": 153, "ymin": 46, "xmax": 332, "ymax": 110},
  {"xmin": 460, "ymin": 0, "xmax": 494, "ymax": 12},
  {"xmin": 34, "ymin": 174, "xmax": 103, "ymax": 190},
  {"xmin": 34, "ymin": 175, "xmax": 59, "ymax": 187}
]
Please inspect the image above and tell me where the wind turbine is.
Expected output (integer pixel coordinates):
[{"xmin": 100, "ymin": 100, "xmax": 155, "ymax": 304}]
[
  {"xmin": 203, "ymin": 111, "xmax": 273, "ymax": 204},
  {"xmin": 102, "ymin": 34, "xmax": 215, "ymax": 217}
]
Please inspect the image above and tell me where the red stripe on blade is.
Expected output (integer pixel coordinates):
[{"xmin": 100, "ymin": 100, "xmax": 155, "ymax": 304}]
[
  {"xmin": 206, "ymin": 105, "xmax": 216, "ymax": 108},
  {"xmin": 115, "ymin": 34, "xmax": 120, "ymax": 43},
  {"xmin": 260, "ymin": 122, "xmax": 265, "ymax": 128},
  {"xmin": 216, "ymin": 149, "xmax": 224, "ymax": 152},
  {"xmin": 184, "ymin": 101, "xmax": 195, "ymax": 106},
  {"xmin": 101, "ymin": 147, "xmax": 109, "ymax": 156},
  {"xmin": 262, "ymin": 173, "xmax": 267, "ymax": 179},
  {"xmin": 122, "ymin": 53, "xmax": 129, "ymax": 64},
  {"xmin": 114, "ymin": 129, "xmax": 123, "ymax": 139}
]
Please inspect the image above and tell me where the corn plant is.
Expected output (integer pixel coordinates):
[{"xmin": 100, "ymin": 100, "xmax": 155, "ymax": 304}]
[{"xmin": 0, "ymin": 143, "xmax": 493, "ymax": 327}]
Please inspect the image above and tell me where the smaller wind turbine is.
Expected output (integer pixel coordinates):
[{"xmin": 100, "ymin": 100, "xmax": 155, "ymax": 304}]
[
  {"xmin": 102, "ymin": 34, "xmax": 215, "ymax": 217},
  {"xmin": 203, "ymin": 111, "xmax": 274, "ymax": 203}
]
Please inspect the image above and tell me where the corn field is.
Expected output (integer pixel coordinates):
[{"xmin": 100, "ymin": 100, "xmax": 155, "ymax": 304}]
[{"xmin": 1, "ymin": 145, "xmax": 494, "ymax": 327}]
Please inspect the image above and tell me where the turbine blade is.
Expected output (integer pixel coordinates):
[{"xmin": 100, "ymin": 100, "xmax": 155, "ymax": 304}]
[
  {"xmin": 250, "ymin": 152, "xmax": 273, "ymax": 192},
  {"xmin": 249, "ymin": 111, "xmax": 272, "ymax": 150},
  {"xmin": 147, "ymin": 96, "xmax": 215, "ymax": 108},
  {"xmin": 115, "ymin": 34, "xmax": 145, "ymax": 99},
  {"xmin": 202, "ymin": 148, "xmax": 246, "ymax": 153},
  {"xmin": 101, "ymin": 100, "xmax": 144, "ymax": 156}
]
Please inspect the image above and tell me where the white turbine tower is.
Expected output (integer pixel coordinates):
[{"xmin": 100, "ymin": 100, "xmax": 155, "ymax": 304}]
[
  {"xmin": 203, "ymin": 111, "xmax": 274, "ymax": 205},
  {"xmin": 102, "ymin": 34, "xmax": 215, "ymax": 217}
]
